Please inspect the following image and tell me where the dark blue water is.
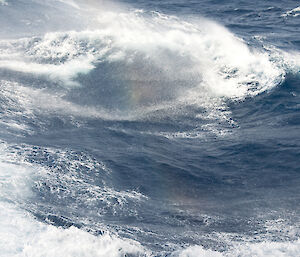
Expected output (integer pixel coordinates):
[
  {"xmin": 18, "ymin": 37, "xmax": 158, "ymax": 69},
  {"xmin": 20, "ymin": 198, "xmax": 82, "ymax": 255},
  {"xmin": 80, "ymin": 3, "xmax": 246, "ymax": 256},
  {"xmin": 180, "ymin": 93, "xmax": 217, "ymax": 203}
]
[{"xmin": 0, "ymin": 0, "xmax": 300, "ymax": 256}]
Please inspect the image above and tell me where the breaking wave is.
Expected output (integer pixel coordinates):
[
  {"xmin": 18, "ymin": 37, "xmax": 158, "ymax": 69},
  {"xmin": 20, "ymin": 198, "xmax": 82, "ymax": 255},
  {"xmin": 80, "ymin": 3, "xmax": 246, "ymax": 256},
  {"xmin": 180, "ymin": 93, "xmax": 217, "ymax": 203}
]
[{"xmin": 0, "ymin": 0, "xmax": 294, "ymax": 138}]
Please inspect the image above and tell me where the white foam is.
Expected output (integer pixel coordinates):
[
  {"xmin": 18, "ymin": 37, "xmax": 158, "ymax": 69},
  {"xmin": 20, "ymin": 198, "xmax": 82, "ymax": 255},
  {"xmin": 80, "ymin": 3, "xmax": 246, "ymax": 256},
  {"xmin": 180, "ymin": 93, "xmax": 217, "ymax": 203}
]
[
  {"xmin": 230, "ymin": 240, "xmax": 300, "ymax": 257},
  {"xmin": 0, "ymin": 80, "xmax": 112, "ymax": 120},
  {"xmin": 0, "ymin": 0, "xmax": 7, "ymax": 6},
  {"xmin": 1, "ymin": 140, "xmax": 300, "ymax": 256},
  {"xmin": 173, "ymin": 240, "xmax": 300, "ymax": 257},
  {"xmin": 0, "ymin": 142, "xmax": 37, "ymax": 202},
  {"xmin": 0, "ymin": 79, "xmax": 167, "ymax": 125},
  {"xmin": 0, "ymin": 8, "xmax": 285, "ymax": 138},
  {"xmin": 0, "ymin": 56, "xmax": 95, "ymax": 86},
  {"xmin": 0, "ymin": 141, "xmax": 149, "ymax": 257},
  {"xmin": 173, "ymin": 245, "xmax": 223, "ymax": 257},
  {"xmin": 0, "ymin": 139, "xmax": 148, "ymax": 215},
  {"xmin": 0, "ymin": 202, "xmax": 148, "ymax": 257},
  {"xmin": 91, "ymin": 10, "xmax": 283, "ymax": 99},
  {"xmin": 0, "ymin": 8, "xmax": 284, "ymax": 97},
  {"xmin": 31, "ymin": 147, "xmax": 148, "ymax": 215},
  {"xmin": 0, "ymin": 4, "xmax": 288, "ymax": 138},
  {"xmin": 282, "ymin": 6, "xmax": 300, "ymax": 17},
  {"xmin": 56, "ymin": 0, "xmax": 80, "ymax": 9},
  {"xmin": 262, "ymin": 44, "xmax": 300, "ymax": 75},
  {"xmin": 280, "ymin": 51, "xmax": 300, "ymax": 72}
]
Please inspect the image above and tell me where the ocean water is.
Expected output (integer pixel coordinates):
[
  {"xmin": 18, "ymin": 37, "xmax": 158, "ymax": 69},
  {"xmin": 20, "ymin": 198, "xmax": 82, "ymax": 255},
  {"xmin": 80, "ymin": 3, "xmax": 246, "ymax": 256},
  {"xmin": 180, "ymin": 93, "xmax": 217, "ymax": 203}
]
[{"xmin": 0, "ymin": 0, "xmax": 300, "ymax": 256}]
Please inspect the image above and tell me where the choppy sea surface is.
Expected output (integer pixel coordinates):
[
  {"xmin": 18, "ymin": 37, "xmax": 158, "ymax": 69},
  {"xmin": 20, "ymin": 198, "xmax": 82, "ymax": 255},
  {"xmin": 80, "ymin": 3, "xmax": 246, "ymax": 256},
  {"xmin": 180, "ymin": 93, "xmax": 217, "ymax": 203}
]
[{"xmin": 0, "ymin": 0, "xmax": 300, "ymax": 256}]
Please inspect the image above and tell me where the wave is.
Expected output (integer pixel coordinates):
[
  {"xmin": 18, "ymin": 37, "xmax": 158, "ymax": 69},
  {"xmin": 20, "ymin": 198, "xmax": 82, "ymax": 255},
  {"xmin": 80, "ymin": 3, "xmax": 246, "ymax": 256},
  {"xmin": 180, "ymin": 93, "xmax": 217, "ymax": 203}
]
[
  {"xmin": 1, "ymin": 138, "xmax": 299, "ymax": 256},
  {"xmin": 0, "ymin": 140, "xmax": 149, "ymax": 256},
  {"xmin": 1, "ymin": 138, "xmax": 299, "ymax": 257},
  {"xmin": 1, "ymin": 1, "xmax": 300, "ymax": 256},
  {"xmin": 0, "ymin": 9, "xmax": 284, "ymax": 96},
  {"xmin": 0, "ymin": 3, "xmax": 292, "ymax": 138}
]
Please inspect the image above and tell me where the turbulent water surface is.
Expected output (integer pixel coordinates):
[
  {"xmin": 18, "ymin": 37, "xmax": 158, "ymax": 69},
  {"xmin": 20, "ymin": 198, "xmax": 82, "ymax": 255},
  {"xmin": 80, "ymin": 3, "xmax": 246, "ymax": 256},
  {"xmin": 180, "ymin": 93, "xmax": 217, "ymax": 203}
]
[{"xmin": 0, "ymin": 0, "xmax": 300, "ymax": 256}]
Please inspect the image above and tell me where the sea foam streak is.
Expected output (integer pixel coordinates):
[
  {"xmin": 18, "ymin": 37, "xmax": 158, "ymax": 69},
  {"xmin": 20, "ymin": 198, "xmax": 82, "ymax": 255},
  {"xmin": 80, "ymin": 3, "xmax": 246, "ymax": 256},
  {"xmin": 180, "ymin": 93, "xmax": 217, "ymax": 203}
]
[{"xmin": 282, "ymin": 6, "xmax": 300, "ymax": 17}]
